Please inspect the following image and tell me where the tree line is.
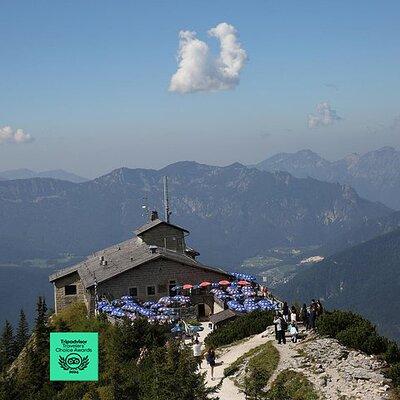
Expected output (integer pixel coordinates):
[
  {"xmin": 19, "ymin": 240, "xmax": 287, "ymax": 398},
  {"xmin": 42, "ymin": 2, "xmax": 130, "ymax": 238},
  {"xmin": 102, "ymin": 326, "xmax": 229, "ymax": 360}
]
[{"xmin": 0, "ymin": 299, "xmax": 217, "ymax": 400}]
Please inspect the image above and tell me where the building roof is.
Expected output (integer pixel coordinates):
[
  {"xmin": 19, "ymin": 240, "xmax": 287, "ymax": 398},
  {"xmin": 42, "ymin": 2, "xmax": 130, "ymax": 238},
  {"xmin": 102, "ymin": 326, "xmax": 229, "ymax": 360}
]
[
  {"xmin": 49, "ymin": 236, "xmax": 229, "ymax": 288},
  {"xmin": 209, "ymin": 309, "xmax": 238, "ymax": 325},
  {"xmin": 134, "ymin": 218, "xmax": 189, "ymax": 235}
]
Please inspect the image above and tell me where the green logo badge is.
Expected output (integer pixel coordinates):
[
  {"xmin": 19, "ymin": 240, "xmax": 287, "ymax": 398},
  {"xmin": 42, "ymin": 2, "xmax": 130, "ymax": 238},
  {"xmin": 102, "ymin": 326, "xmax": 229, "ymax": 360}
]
[{"xmin": 50, "ymin": 332, "xmax": 98, "ymax": 381}]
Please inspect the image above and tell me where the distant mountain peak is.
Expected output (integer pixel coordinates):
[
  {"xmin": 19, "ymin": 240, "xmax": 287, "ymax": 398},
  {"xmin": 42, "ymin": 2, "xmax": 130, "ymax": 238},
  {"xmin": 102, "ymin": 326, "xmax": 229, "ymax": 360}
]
[
  {"xmin": 0, "ymin": 168, "xmax": 87, "ymax": 183},
  {"xmin": 255, "ymin": 146, "xmax": 400, "ymax": 209}
]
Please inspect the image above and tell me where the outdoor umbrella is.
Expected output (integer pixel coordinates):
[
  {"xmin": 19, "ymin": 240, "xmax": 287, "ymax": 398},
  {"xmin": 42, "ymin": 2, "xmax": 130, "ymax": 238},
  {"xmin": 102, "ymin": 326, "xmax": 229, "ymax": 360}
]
[{"xmin": 183, "ymin": 284, "xmax": 193, "ymax": 290}]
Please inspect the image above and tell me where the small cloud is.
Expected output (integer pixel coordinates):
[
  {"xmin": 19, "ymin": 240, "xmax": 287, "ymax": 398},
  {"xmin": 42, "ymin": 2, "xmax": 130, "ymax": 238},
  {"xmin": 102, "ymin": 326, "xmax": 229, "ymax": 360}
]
[
  {"xmin": 308, "ymin": 102, "xmax": 342, "ymax": 128},
  {"xmin": 0, "ymin": 126, "xmax": 34, "ymax": 145},
  {"xmin": 169, "ymin": 22, "xmax": 247, "ymax": 94}
]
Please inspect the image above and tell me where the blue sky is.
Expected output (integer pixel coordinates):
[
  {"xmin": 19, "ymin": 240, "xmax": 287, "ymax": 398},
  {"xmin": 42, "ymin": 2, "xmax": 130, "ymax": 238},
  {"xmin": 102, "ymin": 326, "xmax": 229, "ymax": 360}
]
[{"xmin": 0, "ymin": 1, "xmax": 399, "ymax": 177}]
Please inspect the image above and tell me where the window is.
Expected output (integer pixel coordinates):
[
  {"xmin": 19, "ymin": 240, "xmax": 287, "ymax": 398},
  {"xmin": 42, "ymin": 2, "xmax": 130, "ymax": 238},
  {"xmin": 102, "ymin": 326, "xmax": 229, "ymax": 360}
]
[
  {"xmin": 65, "ymin": 285, "xmax": 77, "ymax": 295},
  {"xmin": 157, "ymin": 284, "xmax": 167, "ymax": 294},
  {"xmin": 129, "ymin": 287, "xmax": 138, "ymax": 297},
  {"xmin": 147, "ymin": 286, "xmax": 156, "ymax": 296}
]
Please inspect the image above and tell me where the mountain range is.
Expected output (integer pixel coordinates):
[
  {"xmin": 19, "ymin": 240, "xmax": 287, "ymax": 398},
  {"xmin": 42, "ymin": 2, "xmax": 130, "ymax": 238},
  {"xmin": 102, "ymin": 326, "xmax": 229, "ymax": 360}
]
[
  {"xmin": 0, "ymin": 168, "xmax": 87, "ymax": 183},
  {"xmin": 255, "ymin": 146, "xmax": 400, "ymax": 210},
  {"xmin": 0, "ymin": 161, "xmax": 391, "ymax": 267},
  {"xmin": 275, "ymin": 227, "xmax": 400, "ymax": 341}
]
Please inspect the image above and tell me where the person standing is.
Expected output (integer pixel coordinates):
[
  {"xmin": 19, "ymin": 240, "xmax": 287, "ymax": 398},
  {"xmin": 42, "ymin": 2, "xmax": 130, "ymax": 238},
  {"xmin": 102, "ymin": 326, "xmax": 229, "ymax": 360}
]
[
  {"xmin": 300, "ymin": 303, "xmax": 309, "ymax": 330},
  {"xmin": 273, "ymin": 311, "xmax": 286, "ymax": 345},
  {"xmin": 192, "ymin": 338, "xmax": 202, "ymax": 368},
  {"xmin": 206, "ymin": 347, "xmax": 216, "ymax": 380},
  {"xmin": 290, "ymin": 305, "xmax": 297, "ymax": 324},
  {"xmin": 316, "ymin": 300, "xmax": 324, "ymax": 317},
  {"xmin": 309, "ymin": 302, "xmax": 317, "ymax": 330},
  {"xmin": 282, "ymin": 302, "xmax": 289, "ymax": 323}
]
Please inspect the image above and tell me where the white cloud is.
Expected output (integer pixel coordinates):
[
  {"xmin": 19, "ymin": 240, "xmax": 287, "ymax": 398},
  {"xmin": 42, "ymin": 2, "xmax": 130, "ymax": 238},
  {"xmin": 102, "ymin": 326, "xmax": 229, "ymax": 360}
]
[
  {"xmin": 308, "ymin": 102, "xmax": 342, "ymax": 128},
  {"xmin": 169, "ymin": 22, "xmax": 247, "ymax": 94},
  {"xmin": 0, "ymin": 126, "xmax": 34, "ymax": 145}
]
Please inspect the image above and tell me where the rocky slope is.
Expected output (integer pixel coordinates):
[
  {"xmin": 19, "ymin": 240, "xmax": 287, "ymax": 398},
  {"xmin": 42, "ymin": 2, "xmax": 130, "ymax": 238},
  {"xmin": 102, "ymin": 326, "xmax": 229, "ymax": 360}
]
[
  {"xmin": 204, "ymin": 325, "xmax": 394, "ymax": 400},
  {"xmin": 255, "ymin": 146, "xmax": 400, "ymax": 209}
]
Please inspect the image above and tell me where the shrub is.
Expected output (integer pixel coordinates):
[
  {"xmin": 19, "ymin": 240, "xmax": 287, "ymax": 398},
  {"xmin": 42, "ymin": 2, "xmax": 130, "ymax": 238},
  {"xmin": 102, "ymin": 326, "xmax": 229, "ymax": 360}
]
[
  {"xmin": 205, "ymin": 311, "xmax": 273, "ymax": 348},
  {"xmin": 384, "ymin": 341, "xmax": 400, "ymax": 364},
  {"xmin": 335, "ymin": 321, "xmax": 387, "ymax": 355},
  {"xmin": 316, "ymin": 310, "xmax": 368, "ymax": 338},
  {"xmin": 387, "ymin": 363, "xmax": 400, "ymax": 388}
]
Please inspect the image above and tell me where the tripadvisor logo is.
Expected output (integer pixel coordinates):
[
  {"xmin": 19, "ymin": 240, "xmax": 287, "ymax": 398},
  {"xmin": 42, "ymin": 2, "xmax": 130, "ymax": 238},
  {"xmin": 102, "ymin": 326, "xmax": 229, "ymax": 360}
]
[
  {"xmin": 50, "ymin": 332, "xmax": 98, "ymax": 381},
  {"xmin": 59, "ymin": 353, "xmax": 90, "ymax": 373}
]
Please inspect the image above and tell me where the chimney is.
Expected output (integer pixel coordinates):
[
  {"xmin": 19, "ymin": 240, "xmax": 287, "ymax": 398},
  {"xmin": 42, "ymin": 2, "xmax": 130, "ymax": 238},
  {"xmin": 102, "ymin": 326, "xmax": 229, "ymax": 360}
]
[
  {"xmin": 150, "ymin": 210, "xmax": 159, "ymax": 221},
  {"xmin": 149, "ymin": 245, "xmax": 158, "ymax": 254}
]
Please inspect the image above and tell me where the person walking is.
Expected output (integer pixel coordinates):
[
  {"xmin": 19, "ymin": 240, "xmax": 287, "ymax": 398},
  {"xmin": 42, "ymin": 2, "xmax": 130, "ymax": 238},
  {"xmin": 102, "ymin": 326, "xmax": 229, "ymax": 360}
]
[
  {"xmin": 290, "ymin": 323, "xmax": 299, "ymax": 343},
  {"xmin": 273, "ymin": 311, "xmax": 286, "ymax": 345},
  {"xmin": 192, "ymin": 338, "xmax": 202, "ymax": 368},
  {"xmin": 282, "ymin": 301, "xmax": 289, "ymax": 323},
  {"xmin": 206, "ymin": 347, "xmax": 216, "ymax": 380}
]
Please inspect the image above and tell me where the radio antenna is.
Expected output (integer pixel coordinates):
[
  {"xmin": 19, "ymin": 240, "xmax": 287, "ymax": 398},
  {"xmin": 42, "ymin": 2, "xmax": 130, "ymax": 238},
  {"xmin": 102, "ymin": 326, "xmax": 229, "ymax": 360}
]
[{"xmin": 163, "ymin": 176, "xmax": 171, "ymax": 223}]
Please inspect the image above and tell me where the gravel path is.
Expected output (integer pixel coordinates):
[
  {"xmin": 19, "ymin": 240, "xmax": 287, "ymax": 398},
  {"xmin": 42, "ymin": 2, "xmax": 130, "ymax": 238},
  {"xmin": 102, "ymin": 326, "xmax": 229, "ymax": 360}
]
[
  {"xmin": 202, "ymin": 330, "xmax": 271, "ymax": 399},
  {"xmin": 201, "ymin": 324, "xmax": 393, "ymax": 400}
]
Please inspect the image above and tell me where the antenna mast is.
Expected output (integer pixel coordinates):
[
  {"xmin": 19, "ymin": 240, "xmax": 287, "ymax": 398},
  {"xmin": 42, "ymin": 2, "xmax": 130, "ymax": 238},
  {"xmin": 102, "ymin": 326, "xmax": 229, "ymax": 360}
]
[{"xmin": 163, "ymin": 176, "xmax": 171, "ymax": 223}]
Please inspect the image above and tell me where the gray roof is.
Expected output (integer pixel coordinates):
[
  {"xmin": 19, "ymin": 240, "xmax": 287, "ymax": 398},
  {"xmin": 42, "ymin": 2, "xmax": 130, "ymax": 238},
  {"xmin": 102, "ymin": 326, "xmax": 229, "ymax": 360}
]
[
  {"xmin": 49, "ymin": 237, "xmax": 229, "ymax": 288},
  {"xmin": 209, "ymin": 309, "xmax": 238, "ymax": 324},
  {"xmin": 134, "ymin": 218, "xmax": 189, "ymax": 235}
]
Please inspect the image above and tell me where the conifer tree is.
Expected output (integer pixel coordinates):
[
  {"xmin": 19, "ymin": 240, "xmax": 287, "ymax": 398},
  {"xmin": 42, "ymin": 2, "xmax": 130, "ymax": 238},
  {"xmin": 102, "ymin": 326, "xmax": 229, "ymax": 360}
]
[
  {"xmin": 15, "ymin": 309, "xmax": 30, "ymax": 356},
  {"xmin": 0, "ymin": 320, "xmax": 15, "ymax": 369}
]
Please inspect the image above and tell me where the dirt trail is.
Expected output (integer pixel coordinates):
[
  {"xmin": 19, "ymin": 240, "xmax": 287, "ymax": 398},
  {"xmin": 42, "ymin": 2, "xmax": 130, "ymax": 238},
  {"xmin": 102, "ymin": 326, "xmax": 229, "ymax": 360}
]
[{"xmin": 201, "ymin": 325, "xmax": 392, "ymax": 400}]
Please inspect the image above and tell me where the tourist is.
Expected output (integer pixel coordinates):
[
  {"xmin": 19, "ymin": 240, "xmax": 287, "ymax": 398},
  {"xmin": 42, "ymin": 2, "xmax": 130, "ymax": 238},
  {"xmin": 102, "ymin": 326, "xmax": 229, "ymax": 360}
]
[
  {"xmin": 192, "ymin": 338, "xmax": 202, "ymax": 368},
  {"xmin": 300, "ymin": 303, "xmax": 309, "ymax": 330},
  {"xmin": 206, "ymin": 347, "xmax": 216, "ymax": 380},
  {"xmin": 309, "ymin": 302, "xmax": 317, "ymax": 330},
  {"xmin": 282, "ymin": 301, "xmax": 289, "ymax": 322},
  {"xmin": 290, "ymin": 323, "xmax": 299, "ymax": 343},
  {"xmin": 290, "ymin": 305, "xmax": 297, "ymax": 324},
  {"xmin": 316, "ymin": 300, "xmax": 324, "ymax": 317},
  {"xmin": 273, "ymin": 311, "xmax": 286, "ymax": 345}
]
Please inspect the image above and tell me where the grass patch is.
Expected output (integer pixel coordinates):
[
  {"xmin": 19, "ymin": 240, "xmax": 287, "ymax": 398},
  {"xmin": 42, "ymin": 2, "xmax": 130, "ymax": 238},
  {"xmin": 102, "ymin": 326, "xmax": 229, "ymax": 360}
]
[
  {"xmin": 223, "ymin": 341, "xmax": 279, "ymax": 397},
  {"xmin": 266, "ymin": 369, "xmax": 320, "ymax": 400},
  {"xmin": 224, "ymin": 343, "xmax": 265, "ymax": 378}
]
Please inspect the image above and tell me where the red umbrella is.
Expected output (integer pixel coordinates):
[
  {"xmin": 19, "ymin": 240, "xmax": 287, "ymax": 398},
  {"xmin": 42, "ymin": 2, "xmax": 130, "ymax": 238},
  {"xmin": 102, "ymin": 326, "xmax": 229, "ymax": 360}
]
[
  {"xmin": 199, "ymin": 281, "xmax": 211, "ymax": 288},
  {"xmin": 183, "ymin": 284, "xmax": 193, "ymax": 290},
  {"xmin": 238, "ymin": 280, "xmax": 250, "ymax": 286},
  {"xmin": 219, "ymin": 280, "xmax": 230, "ymax": 285}
]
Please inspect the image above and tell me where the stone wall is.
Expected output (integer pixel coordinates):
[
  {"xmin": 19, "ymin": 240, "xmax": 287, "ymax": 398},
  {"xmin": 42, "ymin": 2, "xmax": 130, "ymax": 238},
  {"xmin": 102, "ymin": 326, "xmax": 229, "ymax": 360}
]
[
  {"xmin": 91, "ymin": 259, "xmax": 227, "ymax": 312},
  {"xmin": 53, "ymin": 271, "xmax": 88, "ymax": 314},
  {"xmin": 139, "ymin": 226, "xmax": 186, "ymax": 252}
]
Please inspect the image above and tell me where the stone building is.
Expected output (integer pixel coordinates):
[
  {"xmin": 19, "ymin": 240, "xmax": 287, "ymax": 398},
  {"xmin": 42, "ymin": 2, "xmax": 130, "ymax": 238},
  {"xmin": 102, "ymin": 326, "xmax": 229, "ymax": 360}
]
[{"xmin": 49, "ymin": 211, "xmax": 230, "ymax": 316}]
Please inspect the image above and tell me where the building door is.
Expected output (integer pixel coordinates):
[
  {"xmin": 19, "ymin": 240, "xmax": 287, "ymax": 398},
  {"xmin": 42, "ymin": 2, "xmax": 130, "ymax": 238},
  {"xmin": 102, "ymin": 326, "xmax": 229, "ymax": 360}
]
[
  {"xmin": 169, "ymin": 280, "xmax": 176, "ymax": 296},
  {"xmin": 198, "ymin": 304, "xmax": 206, "ymax": 318}
]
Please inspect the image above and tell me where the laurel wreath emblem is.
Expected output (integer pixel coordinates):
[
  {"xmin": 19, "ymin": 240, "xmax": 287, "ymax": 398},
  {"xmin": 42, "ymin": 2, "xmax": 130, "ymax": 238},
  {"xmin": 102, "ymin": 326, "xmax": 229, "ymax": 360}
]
[{"xmin": 59, "ymin": 354, "xmax": 90, "ymax": 371}]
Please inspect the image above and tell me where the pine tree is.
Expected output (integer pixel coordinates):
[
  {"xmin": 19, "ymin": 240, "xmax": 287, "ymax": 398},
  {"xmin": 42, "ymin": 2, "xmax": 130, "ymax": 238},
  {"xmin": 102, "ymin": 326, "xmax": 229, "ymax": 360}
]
[
  {"xmin": 0, "ymin": 320, "xmax": 15, "ymax": 369},
  {"xmin": 15, "ymin": 309, "xmax": 30, "ymax": 356}
]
